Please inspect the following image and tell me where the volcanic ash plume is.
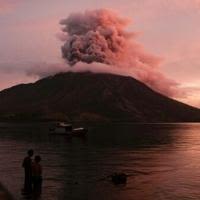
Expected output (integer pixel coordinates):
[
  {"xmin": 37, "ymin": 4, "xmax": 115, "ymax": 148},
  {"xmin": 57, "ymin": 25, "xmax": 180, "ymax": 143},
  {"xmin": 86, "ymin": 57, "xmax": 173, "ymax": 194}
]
[
  {"xmin": 59, "ymin": 9, "xmax": 160, "ymax": 72},
  {"xmin": 60, "ymin": 9, "xmax": 134, "ymax": 66},
  {"xmin": 59, "ymin": 9, "xmax": 183, "ymax": 98}
]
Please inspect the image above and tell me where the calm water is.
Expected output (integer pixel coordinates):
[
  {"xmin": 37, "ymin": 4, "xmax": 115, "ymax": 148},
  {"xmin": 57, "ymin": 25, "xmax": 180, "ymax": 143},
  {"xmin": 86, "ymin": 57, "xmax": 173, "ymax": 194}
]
[{"xmin": 0, "ymin": 123, "xmax": 200, "ymax": 200}]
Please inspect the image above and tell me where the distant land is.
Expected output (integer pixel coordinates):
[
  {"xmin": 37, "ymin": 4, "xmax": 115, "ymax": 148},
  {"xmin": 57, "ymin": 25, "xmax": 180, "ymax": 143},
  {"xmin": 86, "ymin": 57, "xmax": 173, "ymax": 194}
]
[{"xmin": 0, "ymin": 72, "xmax": 200, "ymax": 122}]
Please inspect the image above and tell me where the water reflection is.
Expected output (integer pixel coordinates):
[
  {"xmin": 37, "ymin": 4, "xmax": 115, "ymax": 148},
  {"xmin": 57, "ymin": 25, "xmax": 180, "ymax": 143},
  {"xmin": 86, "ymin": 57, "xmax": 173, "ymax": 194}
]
[{"xmin": 0, "ymin": 123, "xmax": 200, "ymax": 199}]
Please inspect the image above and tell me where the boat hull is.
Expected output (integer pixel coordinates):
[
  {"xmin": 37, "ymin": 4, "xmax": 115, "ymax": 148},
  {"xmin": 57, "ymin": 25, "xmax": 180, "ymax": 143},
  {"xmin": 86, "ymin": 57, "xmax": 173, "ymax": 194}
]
[{"xmin": 49, "ymin": 127, "xmax": 88, "ymax": 137}]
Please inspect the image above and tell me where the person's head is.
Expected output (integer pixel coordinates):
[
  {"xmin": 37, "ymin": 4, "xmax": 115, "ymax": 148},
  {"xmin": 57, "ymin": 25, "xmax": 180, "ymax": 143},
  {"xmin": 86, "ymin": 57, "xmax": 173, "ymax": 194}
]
[
  {"xmin": 27, "ymin": 149, "xmax": 34, "ymax": 157},
  {"xmin": 34, "ymin": 155, "xmax": 41, "ymax": 163}
]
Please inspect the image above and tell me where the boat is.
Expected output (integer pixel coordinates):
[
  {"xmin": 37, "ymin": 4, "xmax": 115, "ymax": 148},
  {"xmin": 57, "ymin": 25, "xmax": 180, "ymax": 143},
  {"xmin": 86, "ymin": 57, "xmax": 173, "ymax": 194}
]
[
  {"xmin": 72, "ymin": 127, "xmax": 88, "ymax": 137},
  {"xmin": 49, "ymin": 122, "xmax": 87, "ymax": 137},
  {"xmin": 49, "ymin": 122, "xmax": 72, "ymax": 134}
]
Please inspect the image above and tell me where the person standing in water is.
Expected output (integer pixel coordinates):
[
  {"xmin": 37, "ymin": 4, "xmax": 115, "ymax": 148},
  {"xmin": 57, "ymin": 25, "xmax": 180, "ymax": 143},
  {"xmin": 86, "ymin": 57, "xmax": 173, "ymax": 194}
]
[
  {"xmin": 32, "ymin": 155, "xmax": 43, "ymax": 197},
  {"xmin": 22, "ymin": 149, "xmax": 34, "ymax": 194}
]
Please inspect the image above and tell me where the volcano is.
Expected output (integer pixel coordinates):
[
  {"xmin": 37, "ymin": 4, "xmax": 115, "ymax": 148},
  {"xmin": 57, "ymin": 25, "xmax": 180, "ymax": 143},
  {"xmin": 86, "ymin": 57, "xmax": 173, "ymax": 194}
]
[{"xmin": 0, "ymin": 72, "xmax": 200, "ymax": 122}]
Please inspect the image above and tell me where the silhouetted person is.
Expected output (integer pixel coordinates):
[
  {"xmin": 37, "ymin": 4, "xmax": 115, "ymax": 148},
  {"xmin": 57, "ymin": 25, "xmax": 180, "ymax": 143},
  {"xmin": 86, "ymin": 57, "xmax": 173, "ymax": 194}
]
[
  {"xmin": 22, "ymin": 149, "xmax": 34, "ymax": 194},
  {"xmin": 32, "ymin": 155, "xmax": 42, "ymax": 197}
]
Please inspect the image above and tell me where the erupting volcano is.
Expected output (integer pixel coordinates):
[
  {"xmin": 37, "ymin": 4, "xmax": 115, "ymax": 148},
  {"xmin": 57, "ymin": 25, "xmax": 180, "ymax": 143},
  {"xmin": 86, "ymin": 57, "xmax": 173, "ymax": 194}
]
[{"xmin": 59, "ymin": 9, "xmax": 182, "ymax": 98}]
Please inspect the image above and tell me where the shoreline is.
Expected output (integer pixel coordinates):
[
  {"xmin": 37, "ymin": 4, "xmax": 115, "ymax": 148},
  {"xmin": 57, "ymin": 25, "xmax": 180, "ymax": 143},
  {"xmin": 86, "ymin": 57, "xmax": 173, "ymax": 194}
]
[{"xmin": 0, "ymin": 183, "xmax": 14, "ymax": 200}]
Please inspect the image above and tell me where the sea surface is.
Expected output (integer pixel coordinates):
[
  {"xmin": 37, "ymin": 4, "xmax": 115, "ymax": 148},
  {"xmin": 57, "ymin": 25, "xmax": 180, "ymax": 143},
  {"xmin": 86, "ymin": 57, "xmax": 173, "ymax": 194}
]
[{"xmin": 0, "ymin": 123, "xmax": 200, "ymax": 200}]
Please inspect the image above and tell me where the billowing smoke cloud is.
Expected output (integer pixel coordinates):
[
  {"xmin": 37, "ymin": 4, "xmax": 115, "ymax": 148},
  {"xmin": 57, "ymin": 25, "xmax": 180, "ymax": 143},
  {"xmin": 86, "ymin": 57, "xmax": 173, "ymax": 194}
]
[
  {"xmin": 59, "ymin": 9, "xmax": 183, "ymax": 97},
  {"xmin": 60, "ymin": 9, "xmax": 133, "ymax": 66}
]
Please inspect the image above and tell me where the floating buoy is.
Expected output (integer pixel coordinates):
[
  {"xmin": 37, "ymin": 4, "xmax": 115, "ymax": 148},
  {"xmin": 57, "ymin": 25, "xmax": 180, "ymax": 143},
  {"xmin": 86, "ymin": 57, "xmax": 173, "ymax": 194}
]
[{"xmin": 111, "ymin": 173, "xmax": 127, "ymax": 185}]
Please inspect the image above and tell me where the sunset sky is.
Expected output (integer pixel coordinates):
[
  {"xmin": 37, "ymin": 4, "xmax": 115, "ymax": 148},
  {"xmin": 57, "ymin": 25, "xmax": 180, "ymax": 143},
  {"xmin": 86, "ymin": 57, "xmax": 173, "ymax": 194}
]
[{"xmin": 0, "ymin": 0, "xmax": 200, "ymax": 107}]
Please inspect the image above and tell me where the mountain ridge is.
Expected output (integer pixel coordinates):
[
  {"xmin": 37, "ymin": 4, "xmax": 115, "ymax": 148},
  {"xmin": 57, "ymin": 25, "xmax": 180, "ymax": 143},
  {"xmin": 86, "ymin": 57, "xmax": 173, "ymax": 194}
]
[{"xmin": 0, "ymin": 71, "xmax": 200, "ymax": 122}]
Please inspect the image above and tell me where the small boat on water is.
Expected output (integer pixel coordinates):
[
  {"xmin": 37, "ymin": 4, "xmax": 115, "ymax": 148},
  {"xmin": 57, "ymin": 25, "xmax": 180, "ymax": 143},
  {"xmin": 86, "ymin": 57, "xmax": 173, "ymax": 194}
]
[{"xmin": 49, "ymin": 122, "xmax": 87, "ymax": 137}]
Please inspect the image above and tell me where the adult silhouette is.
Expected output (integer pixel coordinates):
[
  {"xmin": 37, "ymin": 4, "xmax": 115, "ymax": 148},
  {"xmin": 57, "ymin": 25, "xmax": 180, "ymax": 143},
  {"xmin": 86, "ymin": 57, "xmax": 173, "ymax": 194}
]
[{"xmin": 22, "ymin": 149, "xmax": 34, "ymax": 194}]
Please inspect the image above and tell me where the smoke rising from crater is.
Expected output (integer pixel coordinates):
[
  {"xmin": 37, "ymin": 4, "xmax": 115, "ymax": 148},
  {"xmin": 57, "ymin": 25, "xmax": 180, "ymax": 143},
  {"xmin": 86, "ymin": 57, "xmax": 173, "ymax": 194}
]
[
  {"xmin": 59, "ymin": 9, "xmax": 183, "ymax": 97},
  {"xmin": 60, "ymin": 9, "xmax": 134, "ymax": 66}
]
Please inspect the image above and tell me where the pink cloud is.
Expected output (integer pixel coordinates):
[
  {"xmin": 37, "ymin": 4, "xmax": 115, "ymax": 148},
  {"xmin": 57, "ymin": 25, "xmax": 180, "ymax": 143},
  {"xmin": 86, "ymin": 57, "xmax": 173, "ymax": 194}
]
[
  {"xmin": 132, "ymin": 0, "xmax": 200, "ymax": 14},
  {"xmin": 0, "ymin": 72, "xmax": 36, "ymax": 91},
  {"xmin": 177, "ymin": 85, "xmax": 200, "ymax": 108},
  {"xmin": 0, "ymin": 0, "xmax": 22, "ymax": 14}
]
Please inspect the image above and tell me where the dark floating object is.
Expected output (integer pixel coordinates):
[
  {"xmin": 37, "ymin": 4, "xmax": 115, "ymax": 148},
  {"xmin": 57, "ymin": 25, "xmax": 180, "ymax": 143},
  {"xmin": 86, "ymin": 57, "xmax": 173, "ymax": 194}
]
[
  {"xmin": 111, "ymin": 173, "xmax": 127, "ymax": 185},
  {"xmin": 49, "ymin": 122, "xmax": 88, "ymax": 137}
]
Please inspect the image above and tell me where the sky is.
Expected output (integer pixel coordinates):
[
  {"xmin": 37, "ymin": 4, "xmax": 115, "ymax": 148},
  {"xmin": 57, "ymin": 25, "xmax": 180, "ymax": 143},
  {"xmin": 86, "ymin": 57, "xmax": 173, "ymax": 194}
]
[{"xmin": 0, "ymin": 0, "xmax": 200, "ymax": 107}]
